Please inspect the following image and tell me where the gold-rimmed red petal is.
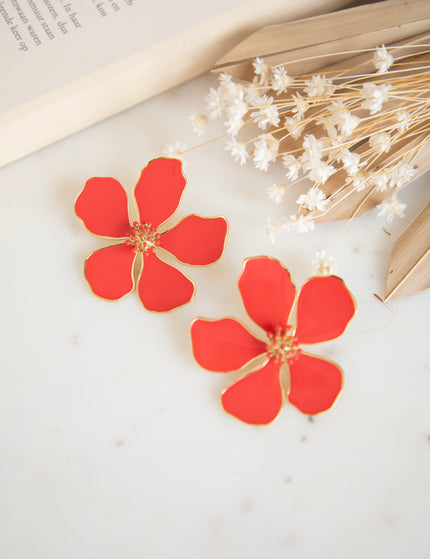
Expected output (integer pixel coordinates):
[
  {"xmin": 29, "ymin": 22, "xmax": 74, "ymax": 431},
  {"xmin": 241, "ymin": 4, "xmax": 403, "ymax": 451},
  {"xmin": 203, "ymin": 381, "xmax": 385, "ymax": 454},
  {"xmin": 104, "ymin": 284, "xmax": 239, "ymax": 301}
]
[
  {"xmin": 84, "ymin": 244, "xmax": 137, "ymax": 301},
  {"xmin": 191, "ymin": 317, "xmax": 267, "ymax": 372},
  {"xmin": 221, "ymin": 359, "xmax": 283, "ymax": 425},
  {"xmin": 159, "ymin": 214, "xmax": 228, "ymax": 266},
  {"xmin": 295, "ymin": 276, "xmax": 356, "ymax": 344},
  {"xmin": 134, "ymin": 158, "xmax": 186, "ymax": 229},
  {"xmin": 75, "ymin": 177, "xmax": 131, "ymax": 238},
  {"xmin": 238, "ymin": 256, "xmax": 296, "ymax": 334},
  {"xmin": 287, "ymin": 352, "xmax": 343, "ymax": 415},
  {"xmin": 138, "ymin": 252, "xmax": 195, "ymax": 312}
]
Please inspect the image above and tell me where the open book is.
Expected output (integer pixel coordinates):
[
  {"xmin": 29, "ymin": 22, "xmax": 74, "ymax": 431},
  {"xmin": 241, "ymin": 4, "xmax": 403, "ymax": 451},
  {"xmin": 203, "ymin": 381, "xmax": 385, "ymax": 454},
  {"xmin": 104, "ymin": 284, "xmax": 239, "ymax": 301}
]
[{"xmin": 0, "ymin": 0, "xmax": 350, "ymax": 168}]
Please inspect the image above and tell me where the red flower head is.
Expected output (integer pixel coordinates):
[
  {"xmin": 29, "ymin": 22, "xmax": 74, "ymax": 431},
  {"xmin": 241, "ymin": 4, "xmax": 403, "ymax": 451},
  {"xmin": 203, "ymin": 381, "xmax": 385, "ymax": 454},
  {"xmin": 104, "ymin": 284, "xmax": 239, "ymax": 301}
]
[
  {"xmin": 191, "ymin": 256, "xmax": 355, "ymax": 424},
  {"xmin": 75, "ymin": 158, "xmax": 228, "ymax": 312}
]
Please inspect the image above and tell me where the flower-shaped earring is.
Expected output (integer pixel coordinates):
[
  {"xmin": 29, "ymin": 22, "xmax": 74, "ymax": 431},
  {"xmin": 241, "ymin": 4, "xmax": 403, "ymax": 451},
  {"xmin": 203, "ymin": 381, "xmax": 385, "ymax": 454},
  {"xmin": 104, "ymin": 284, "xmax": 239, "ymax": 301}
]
[
  {"xmin": 191, "ymin": 256, "xmax": 355, "ymax": 424},
  {"xmin": 75, "ymin": 158, "xmax": 228, "ymax": 312}
]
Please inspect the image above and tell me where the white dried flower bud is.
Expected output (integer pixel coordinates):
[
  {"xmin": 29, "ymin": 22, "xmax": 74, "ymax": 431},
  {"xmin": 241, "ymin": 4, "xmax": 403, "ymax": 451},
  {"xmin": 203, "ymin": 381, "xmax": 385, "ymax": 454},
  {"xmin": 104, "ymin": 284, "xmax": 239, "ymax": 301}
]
[
  {"xmin": 225, "ymin": 114, "xmax": 244, "ymax": 137},
  {"xmin": 302, "ymin": 134, "xmax": 323, "ymax": 161},
  {"xmin": 339, "ymin": 113, "xmax": 360, "ymax": 137},
  {"xmin": 267, "ymin": 184, "xmax": 286, "ymax": 205},
  {"xmin": 312, "ymin": 250, "xmax": 337, "ymax": 276},
  {"xmin": 284, "ymin": 117, "xmax": 306, "ymax": 140},
  {"xmin": 218, "ymin": 74, "xmax": 245, "ymax": 103},
  {"xmin": 308, "ymin": 162, "xmax": 336, "ymax": 185},
  {"xmin": 317, "ymin": 115, "xmax": 338, "ymax": 138},
  {"xmin": 246, "ymin": 94, "xmax": 272, "ymax": 109},
  {"xmin": 204, "ymin": 87, "xmax": 225, "ymax": 119},
  {"xmin": 271, "ymin": 66, "xmax": 294, "ymax": 93},
  {"xmin": 282, "ymin": 154, "xmax": 301, "ymax": 181},
  {"xmin": 345, "ymin": 170, "xmax": 369, "ymax": 192},
  {"xmin": 218, "ymin": 73, "xmax": 233, "ymax": 87},
  {"xmin": 377, "ymin": 195, "xmax": 407, "ymax": 222},
  {"xmin": 225, "ymin": 138, "xmax": 249, "ymax": 165},
  {"xmin": 287, "ymin": 214, "xmax": 315, "ymax": 233},
  {"xmin": 373, "ymin": 45, "xmax": 394, "ymax": 73},
  {"xmin": 291, "ymin": 93, "xmax": 309, "ymax": 119},
  {"xmin": 369, "ymin": 132, "xmax": 391, "ymax": 155},
  {"xmin": 369, "ymin": 170, "xmax": 390, "ymax": 192},
  {"xmin": 395, "ymin": 109, "xmax": 412, "ymax": 133},
  {"xmin": 189, "ymin": 112, "xmax": 208, "ymax": 136},
  {"xmin": 244, "ymin": 85, "xmax": 269, "ymax": 105},
  {"xmin": 296, "ymin": 187, "xmax": 328, "ymax": 211},
  {"xmin": 163, "ymin": 142, "xmax": 187, "ymax": 158},
  {"xmin": 251, "ymin": 104, "xmax": 280, "ymax": 130},
  {"xmin": 252, "ymin": 57, "xmax": 273, "ymax": 85},
  {"xmin": 360, "ymin": 83, "xmax": 391, "ymax": 114},
  {"xmin": 338, "ymin": 149, "xmax": 365, "ymax": 176},
  {"xmin": 321, "ymin": 101, "xmax": 360, "ymax": 137},
  {"xmin": 225, "ymin": 89, "xmax": 248, "ymax": 119},
  {"xmin": 224, "ymin": 89, "xmax": 248, "ymax": 136},
  {"xmin": 389, "ymin": 163, "xmax": 416, "ymax": 188},
  {"xmin": 304, "ymin": 75, "xmax": 335, "ymax": 99},
  {"xmin": 252, "ymin": 134, "xmax": 279, "ymax": 172}
]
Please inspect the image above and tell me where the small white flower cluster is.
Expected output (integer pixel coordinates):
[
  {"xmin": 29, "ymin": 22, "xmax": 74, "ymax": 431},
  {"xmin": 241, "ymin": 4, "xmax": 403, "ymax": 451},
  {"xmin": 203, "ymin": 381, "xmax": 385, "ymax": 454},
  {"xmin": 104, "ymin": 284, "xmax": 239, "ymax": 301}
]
[
  {"xmin": 373, "ymin": 45, "xmax": 394, "ymax": 74},
  {"xmin": 312, "ymin": 250, "xmax": 337, "ymax": 276},
  {"xmin": 253, "ymin": 134, "xmax": 279, "ymax": 172},
  {"xmin": 267, "ymin": 184, "xmax": 286, "ymax": 205},
  {"xmin": 225, "ymin": 138, "xmax": 248, "ymax": 165},
  {"xmin": 287, "ymin": 214, "xmax": 315, "ymax": 234},
  {"xmin": 349, "ymin": 162, "xmax": 416, "ymax": 194},
  {"xmin": 377, "ymin": 195, "xmax": 407, "ymax": 222},
  {"xmin": 317, "ymin": 100, "xmax": 360, "ymax": 138},
  {"xmin": 303, "ymin": 75, "xmax": 335, "ymax": 99},
  {"xmin": 163, "ymin": 141, "xmax": 187, "ymax": 158},
  {"xmin": 296, "ymin": 187, "xmax": 328, "ymax": 212},
  {"xmin": 265, "ymin": 214, "xmax": 315, "ymax": 242},
  {"xmin": 191, "ymin": 44, "xmax": 422, "ymax": 233},
  {"xmin": 360, "ymin": 82, "xmax": 392, "ymax": 115}
]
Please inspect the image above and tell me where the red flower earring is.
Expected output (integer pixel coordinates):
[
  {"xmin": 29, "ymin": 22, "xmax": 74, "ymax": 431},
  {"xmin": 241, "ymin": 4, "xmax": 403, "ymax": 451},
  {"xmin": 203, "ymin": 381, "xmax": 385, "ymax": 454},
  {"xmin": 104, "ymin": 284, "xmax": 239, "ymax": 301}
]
[
  {"xmin": 75, "ymin": 158, "xmax": 228, "ymax": 312},
  {"xmin": 191, "ymin": 256, "xmax": 356, "ymax": 425}
]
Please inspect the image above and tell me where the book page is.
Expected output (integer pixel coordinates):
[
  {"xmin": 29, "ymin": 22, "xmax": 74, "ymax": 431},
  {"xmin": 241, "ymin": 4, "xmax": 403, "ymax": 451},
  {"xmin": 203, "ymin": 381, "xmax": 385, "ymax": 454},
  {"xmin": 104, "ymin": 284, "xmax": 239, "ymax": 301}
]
[{"xmin": 0, "ymin": 0, "xmax": 245, "ymax": 111}]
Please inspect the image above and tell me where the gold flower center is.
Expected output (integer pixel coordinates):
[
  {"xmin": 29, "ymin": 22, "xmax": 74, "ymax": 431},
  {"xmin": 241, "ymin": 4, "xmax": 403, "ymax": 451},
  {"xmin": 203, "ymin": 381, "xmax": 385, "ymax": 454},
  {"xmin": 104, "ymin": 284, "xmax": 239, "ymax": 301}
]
[
  {"xmin": 125, "ymin": 221, "xmax": 160, "ymax": 254},
  {"xmin": 266, "ymin": 326, "xmax": 300, "ymax": 363}
]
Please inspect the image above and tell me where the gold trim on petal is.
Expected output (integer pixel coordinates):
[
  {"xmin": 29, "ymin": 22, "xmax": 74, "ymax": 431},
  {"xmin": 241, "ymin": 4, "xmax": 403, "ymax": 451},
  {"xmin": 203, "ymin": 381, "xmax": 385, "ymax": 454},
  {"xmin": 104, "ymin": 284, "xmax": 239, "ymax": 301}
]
[
  {"xmin": 82, "ymin": 244, "xmax": 138, "ymax": 303},
  {"xmin": 132, "ymin": 157, "xmax": 188, "ymax": 230},
  {"xmin": 285, "ymin": 350, "xmax": 345, "ymax": 415},
  {"xmin": 220, "ymin": 359, "xmax": 285, "ymax": 426},
  {"xmin": 158, "ymin": 213, "xmax": 229, "ymax": 269},
  {"xmin": 74, "ymin": 178, "xmax": 131, "ymax": 241},
  {"xmin": 190, "ymin": 315, "xmax": 268, "ymax": 373},
  {"xmin": 137, "ymin": 253, "xmax": 197, "ymax": 314}
]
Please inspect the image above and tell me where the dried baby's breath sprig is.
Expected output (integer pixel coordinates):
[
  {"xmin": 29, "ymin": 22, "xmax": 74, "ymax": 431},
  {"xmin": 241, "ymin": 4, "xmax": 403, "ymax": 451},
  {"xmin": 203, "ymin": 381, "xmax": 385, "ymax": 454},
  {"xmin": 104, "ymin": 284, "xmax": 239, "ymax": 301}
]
[{"xmin": 190, "ymin": 43, "xmax": 430, "ymax": 238}]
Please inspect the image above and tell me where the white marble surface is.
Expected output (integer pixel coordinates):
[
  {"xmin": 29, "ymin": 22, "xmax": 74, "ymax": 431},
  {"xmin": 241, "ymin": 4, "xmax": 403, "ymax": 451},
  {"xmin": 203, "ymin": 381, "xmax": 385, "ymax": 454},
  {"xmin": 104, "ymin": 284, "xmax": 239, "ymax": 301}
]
[{"xmin": 0, "ymin": 71, "xmax": 429, "ymax": 559}]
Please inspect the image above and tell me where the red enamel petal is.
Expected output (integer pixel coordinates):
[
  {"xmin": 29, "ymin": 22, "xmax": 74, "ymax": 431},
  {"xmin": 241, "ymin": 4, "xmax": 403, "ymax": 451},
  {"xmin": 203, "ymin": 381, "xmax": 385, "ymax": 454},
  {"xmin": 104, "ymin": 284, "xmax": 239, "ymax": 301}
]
[
  {"xmin": 191, "ymin": 318, "xmax": 266, "ymax": 372},
  {"xmin": 134, "ymin": 158, "xmax": 186, "ymax": 228},
  {"xmin": 138, "ymin": 253, "xmax": 195, "ymax": 311},
  {"xmin": 295, "ymin": 276, "xmax": 355, "ymax": 344},
  {"xmin": 84, "ymin": 244, "xmax": 136, "ymax": 300},
  {"xmin": 288, "ymin": 353, "xmax": 343, "ymax": 414},
  {"xmin": 160, "ymin": 215, "xmax": 227, "ymax": 265},
  {"xmin": 238, "ymin": 257, "xmax": 296, "ymax": 334},
  {"xmin": 221, "ymin": 359, "xmax": 283, "ymax": 425},
  {"xmin": 75, "ymin": 177, "xmax": 130, "ymax": 237}
]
